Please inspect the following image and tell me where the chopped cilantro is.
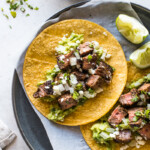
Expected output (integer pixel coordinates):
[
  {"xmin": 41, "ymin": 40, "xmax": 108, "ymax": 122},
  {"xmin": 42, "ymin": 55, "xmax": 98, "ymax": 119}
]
[
  {"xmin": 133, "ymin": 116, "xmax": 138, "ymax": 122},
  {"xmin": 20, "ymin": 7, "xmax": 25, "ymax": 12},
  {"xmin": 26, "ymin": 13, "xmax": 30, "ymax": 17},
  {"xmin": 135, "ymin": 111, "xmax": 142, "ymax": 117},
  {"xmin": 1, "ymin": 8, "xmax": 4, "ymax": 12},
  {"xmin": 148, "ymin": 92, "xmax": 150, "ymax": 96},
  {"xmin": 10, "ymin": 3, "xmax": 20, "ymax": 10},
  {"xmin": 26, "ymin": 3, "xmax": 33, "ymax": 9},
  {"xmin": 9, "ymin": 25, "xmax": 12, "ymax": 29},
  {"xmin": 3, "ymin": 14, "xmax": 9, "ymax": 19},
  {"xmin": 73, "ymin": 91, "xmax": 79, "ymax": 100},
  {"xmin": 89, "ymin": 43, "xmax": 94, "ymax": 48},
  {"xmin": 88, "ymin": 88, "xmax": 94, "ymax": 94},
  {"xmin": 88, "ymin": 54, "xmax": 92, "ymax": 62},
  {"xmin": 59, "ymin": 60, "xmax": 64, "ymax": 64},
  {"xmin": 20, "ymin": 0, "xmax": 23, "ymax": 5},
  {"xmin": 10, "ymin": 11, "xmax": 16, "ymax": 18},
  {"xmin": 34, "ymin": 7, "xmax": 39, "ymax": 10},
  {"xmin": 75, "ymin": 83, "xmax": 83, "ymax": 91},
  {"xmin": 131, "ymin": 95, "xmax": 138, "ymax": 102}
]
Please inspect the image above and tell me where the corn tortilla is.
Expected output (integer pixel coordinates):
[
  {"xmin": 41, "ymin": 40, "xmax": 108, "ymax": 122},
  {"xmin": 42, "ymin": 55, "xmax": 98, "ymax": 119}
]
[
  {"xmin": 80, "ymin": 62, "xmax": 150, "ymax": 149},
  {"xmin": 23, "ymin": 19, "xmax": 127, "ymax": 126}
]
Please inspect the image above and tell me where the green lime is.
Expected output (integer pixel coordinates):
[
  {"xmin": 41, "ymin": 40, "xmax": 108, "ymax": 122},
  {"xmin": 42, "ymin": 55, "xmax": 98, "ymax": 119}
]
[
  {"xmin": 130, "ymin": 42, "xmax": 150, "ymax": 69},
  {"xmin": 116, "ymin": 14, "xmax": 149, "ymax": 44}
]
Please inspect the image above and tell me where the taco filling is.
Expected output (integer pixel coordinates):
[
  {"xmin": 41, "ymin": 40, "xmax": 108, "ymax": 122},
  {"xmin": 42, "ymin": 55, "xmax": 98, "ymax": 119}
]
[
  {"xmin": 33, "ymin": 33, "xmax": 115, "ymax": 122},
  {"xmin": 91, "ymin": 73, "xmax": 150, "ymax": 149}
]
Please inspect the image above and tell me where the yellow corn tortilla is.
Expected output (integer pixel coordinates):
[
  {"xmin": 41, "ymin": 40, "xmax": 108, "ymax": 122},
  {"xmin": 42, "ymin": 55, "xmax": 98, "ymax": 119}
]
[
  {"xmin": 80, "ymin": 62, "xmax": 150, "ymax": 149},
  {"xmin": 23, "ymin": 19, "xmax": 127, "ymax": 126}
]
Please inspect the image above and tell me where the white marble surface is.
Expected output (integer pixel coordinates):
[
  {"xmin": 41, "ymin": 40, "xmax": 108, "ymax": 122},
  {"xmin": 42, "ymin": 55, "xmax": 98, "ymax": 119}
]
[{"xmin": 0, "ymin": 0, "xmax": 149, "ymax": 150}]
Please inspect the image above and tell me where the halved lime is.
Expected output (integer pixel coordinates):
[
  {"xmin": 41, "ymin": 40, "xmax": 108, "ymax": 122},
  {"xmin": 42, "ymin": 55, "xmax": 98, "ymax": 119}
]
[
  {"xmin": 130, "ymin": 42, "xmax": 150, "ymax": 69},
  {"xmin": 116, "ymin": 14, "xmax": 149, "ymax": 44}
]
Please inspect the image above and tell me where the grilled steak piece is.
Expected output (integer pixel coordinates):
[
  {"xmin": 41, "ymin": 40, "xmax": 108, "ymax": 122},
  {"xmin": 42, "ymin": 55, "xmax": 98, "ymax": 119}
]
[
  {"xmin": 86, "ymin": 75, "xmax": 103, "ymax": 89},
  {"xmin": 119, "ymin": 88, "xmax": 139, "ymax": 106},
  {"xmin": 58, "ymin": 94, "xmax": 77, "ymax": 110},
  {"xmin": 82, "ymin": 54, "xmax": 97, "ymax": 70},
  {"xmin": 33, "ymin": 80, "xmax": 53, "ymax": 98},
  {"xmin": 108, "ymin": 105, "xmax": 127, "ymax": 127},
  {"xmin": 138, "ymin": 83, "xmax": 150, "ymax": 100},
  {"xmin": 95, "ymin": 61, "xmax": 113, "ymax": 84},
  {"xmin": 79, "ymin": 42, "xmax": 94, "ymax": 56},
  {"xmin": 115, "ymin": 130, "xmax": 132, "ymax": 143},
  {"xmin": 54, "ymin": 73, "xmax": 64, "ymax": 84},
  {"xmin": 138, "ymin": 123, "xmax": 150, "ymax": 140},
  {"xmin": 57, "ymin": 51, "xmax": 74, "ymax": 70},
  {"xmin": 128, "ymin": 107, "xmax": 145, "ymax": 127},
  {"xmin": 138, "ymin": 83, "xmax": 150, "ymax": 92},
  {"xmin": 72, "ymin": 71, "xmax": 86, "ymax": 81}
]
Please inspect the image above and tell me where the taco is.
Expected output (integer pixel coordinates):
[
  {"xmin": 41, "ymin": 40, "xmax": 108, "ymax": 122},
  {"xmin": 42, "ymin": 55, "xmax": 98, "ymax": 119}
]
[
  {"xmin": 80, "ymin": 62, "xmax": 150, "ymax": 149},
  {"xmin": 23, "ymin": 19, "xmax": 127, "ymax": 126}
]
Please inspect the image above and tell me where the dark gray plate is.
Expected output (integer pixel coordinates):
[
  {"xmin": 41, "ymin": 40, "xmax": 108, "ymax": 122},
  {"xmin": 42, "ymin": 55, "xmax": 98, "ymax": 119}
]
[{"xmin": 12, "ymin": 2, "xmax": 150, "ymax": 150}]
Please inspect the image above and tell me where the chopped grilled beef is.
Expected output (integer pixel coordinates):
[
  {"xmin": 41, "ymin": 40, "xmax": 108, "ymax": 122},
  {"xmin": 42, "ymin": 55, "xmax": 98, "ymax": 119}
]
[
  {"xmin": 138, "ymin": 123, "xmax": 150, "ymax": 140},
  {"xmin": 79, "ymin": 42, "xmax": 94, "ymax": 56},
  {"xmin": 95, "ymin": 61, "xmax": 113, "ymax": 84},
  {"xmin": 138, "ymin": 83, "xmax": 150, "ymax": 92},
  {"xmin": 86, "ymin": 75, "xmax": 103, "ymax": 89},
  {"xmin": 108, "ymin": 105, "xmax": 127, "ymax": 127},
  {"xmin": 138, "ymin": 83, "xmax": 150, "ymax": 100},
  {"xmin": 54, "ymin": 73, "xmax": 64, "ymax": 84},
  {"xmin": 128, "ymin": 107, "xmax": 145, "ymax": 127},
  {"xmin": 119, "ymin": 88, "xmax": 139, "ymax": 106},
  {"xmin": 58, "ymin": 94, "xmax": 77, "ymax": 110},
  {"xmin": 33, "ymin": 80, "xmax": 53, "ymax": 98},
  {"xmin": 82, "ymin": 54, "xmax": 97, "ymax": 70},
  {"xmin": 72, "ymin": 71, "xmax": 86, "ymax": 81},
  {"xmin": 115, "ymin": 130, "xmax": 132, "ymax": 143},
  {"xmin": 57, "ymin": 51, "xmax": 74, "ymax": 70}
]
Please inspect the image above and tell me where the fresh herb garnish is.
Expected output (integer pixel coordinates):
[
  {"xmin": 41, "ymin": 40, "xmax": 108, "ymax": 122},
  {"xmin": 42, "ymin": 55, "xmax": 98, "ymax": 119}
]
[
  {"xmin": 10, "ymin": 11, "xmax": 16, "ymax": 18},
  {"xmin": 73, "ymin": 91, "xmax": 79, "ymax": 100},
  {"xmin": 1, "ymin": 8, "xmax": 4, "ymax": 12},
  {"xmin": 26, "ymin": 3, "xmax": 33, "ymax": 9},
  {"xmin": 75, "ymin": 83, "xmax": 83, "ymax": 91},
  {"xmin": 3, "ymin": 14, "xmax": 9, "ymax": 19},
  {"xmin": 26, "ymin": 13, "xmax": 30, "ymax": 17},
  {"xmin": 20, "ymin": 7, "xmax": 25, "ymax": 12},
  {"xmin": 88, "ymin": 88, "xmax": 94, "ymax": 94},
  {"xmin": 34, "ymin": 7, "xmax": 39, "ymax": 10},
  {"xmin": 133, "ymin": 116, "xmax": 138, "ymax": 122},
  {"xmin": 131, "ymin": 95, "xmax": 138, "ymax": 102},
  {"xmin": 88, "ymin": 54, "xmax": 92, "ymax": 62}
]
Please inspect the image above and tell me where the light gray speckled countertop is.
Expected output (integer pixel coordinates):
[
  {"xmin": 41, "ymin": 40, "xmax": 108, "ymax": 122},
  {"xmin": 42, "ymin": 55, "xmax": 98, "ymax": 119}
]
[{"xmin": 0, "ymin": 0, "xmax": 149, "ymax": 149}]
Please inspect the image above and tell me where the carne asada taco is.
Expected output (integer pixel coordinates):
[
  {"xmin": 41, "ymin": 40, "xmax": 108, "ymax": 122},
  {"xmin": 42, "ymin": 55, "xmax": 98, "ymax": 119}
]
[
  {"xmin": 81, "ymin": 62, "xmax": 150, "ymax": 149},
  {"xmin": 23, "ymin": 19, "xmax": 127, "ymax": 126}
]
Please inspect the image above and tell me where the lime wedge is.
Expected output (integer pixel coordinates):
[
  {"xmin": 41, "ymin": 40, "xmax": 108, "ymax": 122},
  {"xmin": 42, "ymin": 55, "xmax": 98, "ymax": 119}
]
[
  {"xmin": 116, "ymin": 14, "xmax": 149, "ymax": 44},
  {"xmin": 130, "ymin": 42, "xmax": 150, "ymax": 69}
]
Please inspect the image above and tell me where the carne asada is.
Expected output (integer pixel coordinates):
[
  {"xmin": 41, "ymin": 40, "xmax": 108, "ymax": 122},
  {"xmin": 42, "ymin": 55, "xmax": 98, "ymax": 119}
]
[
  {"xmin": 88, "ymin": 73, "xmax": 150, "ymax": 150},
  {"xmin": 108, "ymin": 105, "xmax": 127, "ymax": 126},
  {"xmin": 32, "ymin": 32, "xmax": 115, "ymax": 122}
]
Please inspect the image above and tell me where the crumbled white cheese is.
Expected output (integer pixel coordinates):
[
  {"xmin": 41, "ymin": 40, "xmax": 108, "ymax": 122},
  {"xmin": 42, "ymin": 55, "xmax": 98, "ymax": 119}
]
[
  {"xmin": 74, "ymin": 52, "xmax": 81, "ymax": 59},
  {"xmin": 45, "ymin": 86, "xmax": 50, "ymax": 89},
  {"xmin": 105, "ymin": 53, "xmax": 111, "ymax": 59},
  {"xmin": 88, "ymin": 69, "xmax": 95, "ymax": 75},
  {"xmin": 95, "ymin": 88, "xmax": 103, "ymax": 94},
  {"xmin": 70, "ymin": 57, "xmax": 77, "ymax": 66},
  {"xmin": 69, "ymin": 87, "xmax": 74, "ymax": 94},
  {"xmin": 70, "ymin": 74, "xmax": 78, "ymax": 85},
  {"xmin": 103, "ymin": 32, "xmax": 107, "ymax": 36},
  {"xmin": 147, "ymin": 104, "xmax": 150, "ymax": 110},
  {"xmin": 120, "ymin": 145, "xmax": 129, "ymax": 150},
  {"xmin": 59, "ymin": 55, "xmax": 65, "ymax": 61},
  {"xmin": 84, "ymin": 91, "xmax": 96, "ymax": 98},
  {"xmin": 91, "ymin": 41, "xmax": 100, "ymax": 49}
]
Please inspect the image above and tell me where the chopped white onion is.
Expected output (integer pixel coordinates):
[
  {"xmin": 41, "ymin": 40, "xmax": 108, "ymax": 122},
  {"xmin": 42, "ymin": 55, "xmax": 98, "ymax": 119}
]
[
  {"xmin": 53, "ymin": 85, "xmax": 61, "ymax": 95},
  {"xmin": 91, "ymin": 41, "xmax": 100, "ymax": 49},
  {"xmin": 58, "ymin": 84, "xmax": 65, "ymax": 92},
  {"xmin": 64, "ymin": 83, "xmax": 70, "ymax": 91},
  {"xmin": 69, "ymin": 87, "xmax": 74, "ymax": 94},
  {"xmin": 105, "ymin": 53, "xmax": 111, "ymax": 59},
  {"xmin": 106, "ymin": 128, "xmax": 115, "ymax": 133},
  {"xmin": 70, "ymin": 57, "xmax": 77, "ymax": 66},
  {"xmin": 62, "ymin": 79, "xmax": 67, "ymax": 84},
  {"xmin": 100, "ymin": 132, "xmax": 109, "ymax": 139},
  {"xmin": 59, "ymin": 55, "xmax": 65, "ymax": 61},
  {"xmin": 84, "ymin": 91, "xmax": 96, "ymax": 98},
  {"xmin": 45, "ymin": 86, "xmax": 50, "ymax": 89}
]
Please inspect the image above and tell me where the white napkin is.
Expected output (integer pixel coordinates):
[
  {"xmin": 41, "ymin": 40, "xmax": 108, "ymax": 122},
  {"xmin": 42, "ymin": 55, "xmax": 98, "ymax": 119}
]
[
  {"xmin": 16, "ymin": 0, "xmax": 150, "ymax": 150},
  {"xmin": 0, "ymin": 120, "xmax": 16, "ymax": 149}
]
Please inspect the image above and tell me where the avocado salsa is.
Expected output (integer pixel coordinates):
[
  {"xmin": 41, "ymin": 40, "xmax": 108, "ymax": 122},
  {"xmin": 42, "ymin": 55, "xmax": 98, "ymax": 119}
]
[
  {"xmin": 33, "ymin": 33, "xmax": 114, "ymax": 122},
  {"xmin": 91, "ymin": 73, "xmax": 150, "ymax": 150}
]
